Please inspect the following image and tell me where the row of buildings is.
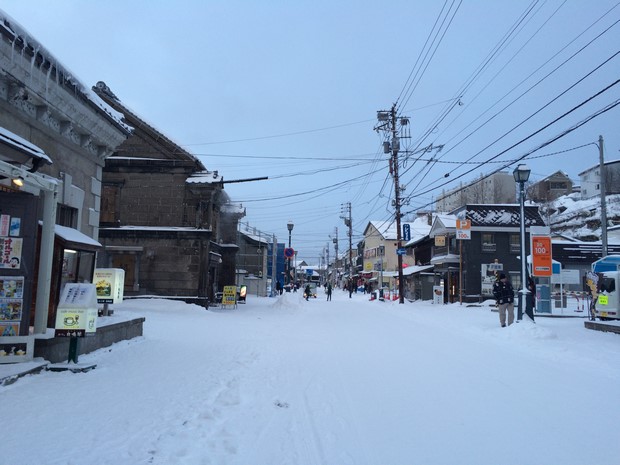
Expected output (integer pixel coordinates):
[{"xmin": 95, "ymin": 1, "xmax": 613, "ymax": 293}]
[
  {"xmin": 1, "ymin": 8, "xmax": 617, "ymax": 358},
  {"xmin": 0, "ymin": 10, "xmax": 265, "ymax": 357}
]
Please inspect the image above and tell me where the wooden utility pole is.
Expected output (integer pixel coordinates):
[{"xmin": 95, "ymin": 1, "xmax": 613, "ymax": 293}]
[{"xmin": 599, "ymin": 135, "xmax": 608, "ymax": 257}]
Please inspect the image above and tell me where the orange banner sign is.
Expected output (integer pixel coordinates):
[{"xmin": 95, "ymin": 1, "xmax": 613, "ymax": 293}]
[{"xmin": 531, "ymin": 235, "xmax": 552, "ymax": 277}]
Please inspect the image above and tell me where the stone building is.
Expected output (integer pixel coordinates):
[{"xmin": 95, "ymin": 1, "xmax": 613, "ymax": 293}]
[
  {"xmin": 94, "ymin": 82, "xmax": 243, "ymax": 305},
  {"xmin": 0, "ymin": 11, "xmax": 130, "ymax": 337}
]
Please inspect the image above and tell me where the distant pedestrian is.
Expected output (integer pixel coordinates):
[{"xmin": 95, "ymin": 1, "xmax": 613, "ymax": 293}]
[
  {"xmin": 304, "ymin": 284, "xmax": 311, "ymax": 301},
  {"xmin": 276, "ymin": 281, "xmax": 283, "ymax": 296},
  {"xmin": 493, "ymin": 273, "xmax": 515, "ymax": 327},
  {"xmin": 326, "ymin": 282, "xmax": 332, "ymax": 301}
]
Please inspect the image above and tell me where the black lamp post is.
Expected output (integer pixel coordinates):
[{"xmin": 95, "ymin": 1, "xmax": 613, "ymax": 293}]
[
  {"xmin": 513, "ymin": 164, "xmax": 533, "ymax": 321},
  {"xmin": 287, "ymin": 220, "xmax": 294, "ymax": 286}
]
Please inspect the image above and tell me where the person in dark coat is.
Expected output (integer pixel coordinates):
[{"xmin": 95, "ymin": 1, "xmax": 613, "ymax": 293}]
[
  {"xmin": 493, "ymin": 273, "xmax": 515, "ymax": 327},
  {"xmin": 326, "ymin": 282, "xmax": 333, "ymax": 301}
]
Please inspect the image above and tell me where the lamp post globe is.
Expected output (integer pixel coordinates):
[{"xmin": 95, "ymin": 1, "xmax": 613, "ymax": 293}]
[{"xmin": 513, "ymin": 164, "xmax": 533, "ymax": 321}]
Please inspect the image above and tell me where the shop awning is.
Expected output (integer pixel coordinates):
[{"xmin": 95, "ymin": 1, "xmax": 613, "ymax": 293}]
[
  {"xmin": 52, "ymin": 224, "xmax": 101, "ymax": 251},
  {"xmin": 402, "ymin": 264, "xmax": 434, "ymax": 276}
]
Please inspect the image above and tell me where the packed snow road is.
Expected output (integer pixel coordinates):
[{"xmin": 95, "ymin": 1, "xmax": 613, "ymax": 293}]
[{"xmin": 3, "ymin": 289, "xmax": 619, "ymax": 465}]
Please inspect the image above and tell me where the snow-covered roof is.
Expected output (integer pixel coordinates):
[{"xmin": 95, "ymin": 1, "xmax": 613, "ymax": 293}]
[
  {"xmin": 430, "ymin": 253, "xmax": 460, "ymax": 265},
  {"xmin": 55, "ymin": 224, "xmax": 101, "ymax": 248},
  {"xmin": 456, "ymin": 204, "xmax": 545, "ymax": 228},
  {"xmin": 186, "ymin": 171, "xmax": 223, "ymax": 185},
  {"xmin": 37, "ymin": 223, "xmax": 101, "ymax": 248},
  {"xmin": 221, "ymin": 203, "xmax": 245, "ymax": 216},
  {"xmin": 402, "ymin": 264, "xmax": 434, "ymax": 276},
  {"xmin": 366, "ymin": 218, "xmax": 429, "ymax": 241},
  {"xmin": 0, "ymin": 11, "xmax": 131, "ymax": 133},
  {"xmin": 578, "ymin": 159, "xmax": 620, "ymax": 176},
  {"xmin": 0, "ymin": 126, "xmax": 52, "ymax": 164},
  {"xmin": 240, "ymin": 229, "xmax": 270, "ymax": 245}
]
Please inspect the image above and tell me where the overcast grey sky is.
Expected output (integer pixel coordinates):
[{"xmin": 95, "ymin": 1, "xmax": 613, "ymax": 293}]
[{"xmin": 3, "ymin": 0, "xmax": 619, "ymax": 264}]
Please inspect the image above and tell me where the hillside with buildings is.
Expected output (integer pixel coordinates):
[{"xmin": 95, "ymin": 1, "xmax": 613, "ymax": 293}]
[{"xmin": 542, "ymin": 192, "xmax": 620, "ymax": 241}]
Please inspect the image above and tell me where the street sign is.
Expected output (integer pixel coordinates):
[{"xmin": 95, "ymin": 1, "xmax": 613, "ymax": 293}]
[
  {"xmin": 456, "ymin": 219, "xmax": 471, "ymax": 240},
  {"xmin": 284, "ymin": 247, "xmax": 295, "ymax": 259},
  {"xmin": 396, "ymin": 248, "xmax": 406, "ymax": 255},
  {"xmin": 402, "ymin": 224, "xmax": 411, "ymax": 242}
]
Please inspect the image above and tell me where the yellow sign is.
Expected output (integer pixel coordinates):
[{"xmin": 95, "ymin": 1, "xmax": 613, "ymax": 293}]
[
  {"xmin": 599, "ymin": 295, "xmax": 609, "ymax": 305},
  {"xmin": 364, "ymin": 262, "xmax": 373, "ymax": 271},
  {"xmin": 222, "ymin": 286, "xmax": 237, "ymax": 307}
]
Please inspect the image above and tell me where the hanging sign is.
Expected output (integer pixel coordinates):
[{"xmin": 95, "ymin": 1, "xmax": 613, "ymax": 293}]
[{"xmin": 402, "ymin": 224, "xmax": 411, "ymax": 242}]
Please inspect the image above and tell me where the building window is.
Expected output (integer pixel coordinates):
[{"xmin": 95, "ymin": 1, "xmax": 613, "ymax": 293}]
[
  {"xmin": 509, "ymin": 234, "xmax": 520, "ymax": 253},
  {"xmin": 56, "ymin": 204, "xmax": 78, "ymax": 228},
  {"xmin": 481, "ymin": 233, "xmax": 496, "ymax": 253},
  {"xmin": 101, "ymin": 184, "xmax": 121, "ymax": 224}
]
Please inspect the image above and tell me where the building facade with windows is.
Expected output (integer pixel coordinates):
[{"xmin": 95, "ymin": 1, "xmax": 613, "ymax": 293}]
[
  {"xmin": 579, "ymin": 159, "xmax": 620, "ymax": 199},
  {"xmin": 94, "ymin": 82, "xmax": 242, "ymax": 305},
  {"xmin": 0, "ymin": 12, "xmax": 130, "ymax": 337},
  {"xmin": 527, "ymin": 171, "xmax": 573, "ymax": 203},
  {"xmin": 428, "ymin": 204, "xmax": 546, "ymax": 303}
]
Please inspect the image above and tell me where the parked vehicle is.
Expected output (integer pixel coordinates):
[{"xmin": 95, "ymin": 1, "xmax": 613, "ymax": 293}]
[{"xmin": 591, "ymin": 255, "xmax": 620, "ymax": 320}]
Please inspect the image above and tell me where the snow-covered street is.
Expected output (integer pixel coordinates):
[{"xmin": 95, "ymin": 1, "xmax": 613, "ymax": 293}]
[{"xmin": 3, "ymin": 290, "xmax": 620, "ymax": 465}]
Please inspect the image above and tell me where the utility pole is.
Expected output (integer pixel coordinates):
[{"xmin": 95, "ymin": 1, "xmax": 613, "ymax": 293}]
[
  {"xmin": 376, "ymin": 104, "xmax": 408, "ymax": 304},
  {"xmin": 272, "ymin": 234, "xmax": 277, "ymax": 296},
  {"xmin": 341, "ymin": 202, "xmax": 353, "ymax": 280},
  {"xmin": 331, "ymin": 228, "xmax": 339, "ymax": 285},
  {"xmin": 599, "ymin": 135, "xmax": 608, "ymax": 258},
  {"xmin": 326, "ymin": 242, "xmax": 330, "ymax": 284}
]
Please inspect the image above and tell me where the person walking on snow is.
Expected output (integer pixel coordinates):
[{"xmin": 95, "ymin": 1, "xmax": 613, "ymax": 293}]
[
  {"xmin": 304, "ymin": 284, "xmax": 311, "ymax": 301},
  {"xmin": 493, "ymin": 273, "xmax": 515, "ymax": 327},
  {"xmin": 326, "ymin": 282, "xmax": 332, "ymax": 301}
]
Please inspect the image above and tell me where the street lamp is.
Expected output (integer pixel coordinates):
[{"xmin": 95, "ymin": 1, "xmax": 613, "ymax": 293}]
[
  {"xmin": 513, "ymin": 164, "xmax": 533, "ymax": 322},
  {"xmin": 287, "ymin": 220, "xmax": 294, "ymax": 286}
]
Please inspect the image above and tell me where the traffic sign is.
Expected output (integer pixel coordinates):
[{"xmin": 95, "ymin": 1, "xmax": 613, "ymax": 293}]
[
  {"xmin": 456, "ymin": 219, "xmax": 471, "ymax": 240},
  {"xmin": 396, "ymin": 248, "xmax": 406, "ymax": 255},
  {"xmin": 284, "ymin": 247, "xmax": 295, "ymax": 259}
]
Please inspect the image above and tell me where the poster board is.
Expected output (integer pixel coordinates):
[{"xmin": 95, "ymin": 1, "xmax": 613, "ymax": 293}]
[
  {"xmin": 222, "ymin": 285, "xmax": 237, "ymax": 308},
  {"xmin": 55, "ymin": 284, "xmax": 98, "ymax": 337},
  {"xmin": 433, "ymin": 286, "xmax": 444, "ymax": 305},
  {"xmin": 94, "ymin": 268, "xmax": 125, "ymax": 304}
]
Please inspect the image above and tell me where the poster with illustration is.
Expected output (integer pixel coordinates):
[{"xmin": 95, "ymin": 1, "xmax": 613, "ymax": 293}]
[
  {"xmin": 0, "ymin": 237, "xmax": 23, "ymax": 269},
  {"xmin": 0, "ymin": 299, "xmax": 22, "ymax": 321},
  {"xmin": 0, "ymin": 215, "xmax": 9, "ymax": 236},
  {"xmin": 0, "ymin": 322, "xmax": 20, "ymax": 336},
  {"xmin": 0, "ymin": 276, "xmax": 24, "ymax": 298},
  {"xmin": 9, "ymin": 217, "xmax": 21, "ymax": 236}
]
